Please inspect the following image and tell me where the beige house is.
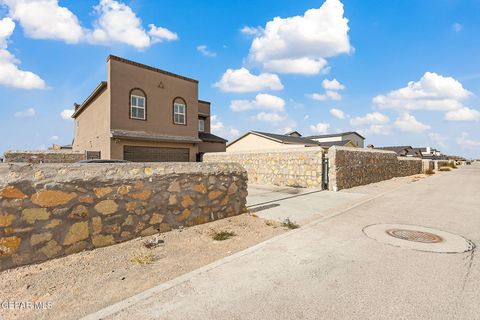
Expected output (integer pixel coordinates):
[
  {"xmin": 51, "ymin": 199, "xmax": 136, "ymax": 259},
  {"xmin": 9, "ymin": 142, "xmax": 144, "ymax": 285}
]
[
  {"xmin": 227, "ymin": 131, "xmax": 359, "ymax": 152},
  {"xmin": 72, "ymin": 55, "xmax": 226, "ymax": 162}
]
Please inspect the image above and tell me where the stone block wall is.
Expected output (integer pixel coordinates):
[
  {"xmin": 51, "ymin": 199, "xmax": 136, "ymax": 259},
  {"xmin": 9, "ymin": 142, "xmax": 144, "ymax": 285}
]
[
  {"xmin": 0, "ymin": 162, "xmax": 247, "ymax": 271},
  {"xmin": 204, "ymin": 147, "xmax": 324, "ymax": 188},
  {"xmin": 328, "ymin": 147, "xmax": 423, "ymax": 191},
  {"xmin": 4, "ymin": 150, "xmax": 85, "ymax": 163}
]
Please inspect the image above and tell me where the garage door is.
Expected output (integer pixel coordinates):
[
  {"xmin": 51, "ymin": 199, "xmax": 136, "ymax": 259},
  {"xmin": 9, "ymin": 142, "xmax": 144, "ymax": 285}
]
[{"xmin": 123, "ymin": 146, "xmax": 190, "ymax": 162}]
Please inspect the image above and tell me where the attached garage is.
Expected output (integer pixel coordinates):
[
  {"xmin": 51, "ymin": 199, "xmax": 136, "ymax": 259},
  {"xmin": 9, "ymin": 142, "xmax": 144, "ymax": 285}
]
[{"xmin": 123, "ymin": 146, "xmax": 190, "ymax": 162}]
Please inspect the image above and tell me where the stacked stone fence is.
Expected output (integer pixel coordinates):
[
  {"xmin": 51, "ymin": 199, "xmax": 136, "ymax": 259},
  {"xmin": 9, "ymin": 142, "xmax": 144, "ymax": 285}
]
[
  {"xmin": 327, "ymin": 147, "xmax": 423, "ymax": 191},
  {"xmin": 0, "ymin": 162, "xmax": 247, "ymax": 271},
  {"xmin": 203, "ymin": 147, "xmax": 324, "ymax": 188},
  {"xmin": 4, "ymin": 150, "xmax": 86, "ymax": 163}
]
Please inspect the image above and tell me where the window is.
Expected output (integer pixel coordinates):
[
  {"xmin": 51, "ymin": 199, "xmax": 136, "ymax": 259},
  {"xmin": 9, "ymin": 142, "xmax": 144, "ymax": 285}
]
[
  {"xmin": 174, "ymin": 103, "xmax": 186, "ymax": 124},
  {"xmin": 198, "ymin": 118, "xmax": 205, "ymax": 132},
  {"xmin": 131, "ymin": 95, "xmax": 146, "ymax": 120}
]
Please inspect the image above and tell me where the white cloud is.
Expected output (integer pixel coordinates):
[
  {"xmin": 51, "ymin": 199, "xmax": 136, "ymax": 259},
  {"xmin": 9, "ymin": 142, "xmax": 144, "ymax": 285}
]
[
  {"xmin": 359, "ymin": 124, "xmax": 391, "ymax": 136},
  {"xmin": 229, "ymin": 128, "xmax": 240, "ymax": 137},
  {"xmin": 310, "ymin": 122, "xmax": 330, "ymax": 134},
  {"xmin": 444, "ymin": 107, "xmax": 480, "ymax": 121},
  {"xmin": 214, "ymin": 67, "xmax": 283, "ymax": 92},
  {"xmin": 329, "ymin": 108, "xmax": 345, "ymax": 119},
  {"xmin": 373, "ymin": 72, "xmax": 471, "ymax": 112},
  {"xmin": 0, "ymin": 17, "xmax": 46, "ymax": 89},
  {"xmin": 350, "ymin": 112, "xmax": 389, "ymax": 126},
  {"xmin": 452, "ymin": 23, "xmax": 462, "ymax": 32},
  {"xmin": 50, "ymin": 135, "xmax": 59, "ymax": 141},
  {"xmin": 14, "ymin": 107, "xmax": 35, "ymax": 117},
  {"xmin": 2, "ymin": 0, "xmax": 84, "ymax": 43},
  {"xmin": 230, "ymin": 93, "xmax": 285, "ymax": 112},
  {"xmin": 210, "ymin": 115, "xmax": 224, "ymax": 132},
  {"xmin": 60, "ymin": 109, "xmax": 74, "ymax": 120},
  {"xmin": 240, "ymin": 26, "xmax": 263, "ymax": 37},
  {"xmin": 307, "ymin": 90, "xmax": 341, "ymax": 101},
  {"xmin": 456, "ymin": 132, "xmax": 480, "ymax": 149},
  {"xmin": 429, "ymin": 132, "xmax": 447, "ymax": 148},
  {"xmin": 322, "ymin": 78, "xmax": 344, "ymax": 90},
  {"xmin": 255, "ymin": 112, "xmax": 286, "ymax": 123},
  {"xmin": 196, "ymin": 45, "xmax": 216, "ymax": 57},
  {"xmin": 393, "ymin": 113, "xmax": 430, "ymax": 133},
  {"xmin": 247, "ymin": 0, "xmax": 351, "ymax": 75},
  {"xmin": 148, "ymin": 24, "xmax": 178, "ymax": 43},
  {"xmin": 304, "ymin": 115, "xmax": 310, "ymax": 120},
  {"xmin": 210, "ymin": 115, "xmax": 239, "ymax": 141}
]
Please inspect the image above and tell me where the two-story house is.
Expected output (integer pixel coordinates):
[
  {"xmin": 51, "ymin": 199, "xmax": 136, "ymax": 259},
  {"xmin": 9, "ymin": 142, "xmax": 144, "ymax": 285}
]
[{"xmin": 71, "ymin": 55, "xmax": 227, "ymax": 162}]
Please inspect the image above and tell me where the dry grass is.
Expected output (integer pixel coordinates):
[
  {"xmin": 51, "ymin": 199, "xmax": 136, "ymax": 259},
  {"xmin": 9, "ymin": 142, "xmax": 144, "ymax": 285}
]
[
  {"xmin": 130, "ymin": 254, "xmax": 155, "ymax": 265},
  {"xmin": 212, "ymin": 231, "xmax": 236, "ymax": 241},
  {"xmin": 282, "ymin": 218, "xmax": 300, "ymax": 229},
  {"xmin": 439, "ymin": 166, "xmax": 452, "ymax": 171},
  {"xmin": 425, "ymin": 168, "xmax": 435, "ymax": 175}
]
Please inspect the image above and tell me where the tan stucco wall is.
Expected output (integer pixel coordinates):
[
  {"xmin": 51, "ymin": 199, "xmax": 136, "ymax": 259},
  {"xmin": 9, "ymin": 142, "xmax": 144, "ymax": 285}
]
[
  {"xmin": 72, "ymin": 87, "xmax": 111, "ymax": 159},
  {"xmin": 227, "ymin": 133, "xmax": 306, "ymax": 152},
  {"xmin": 198, "ymin": 141, "xmax": 226, "ymax": 153},
  {"xmin": 198, "ymin": 101, "xmax": 211, "ymax": 133},
  {"xmin": 342, "ymin": 133, "xmax": 364, "ymax": 148},
  {"xmin": 108, "ymin": 58, "xmax": 199, "ymax": 138},
  {"xmin": 110, "ymin": 139, "xmax": 198, "ymax": 162}
]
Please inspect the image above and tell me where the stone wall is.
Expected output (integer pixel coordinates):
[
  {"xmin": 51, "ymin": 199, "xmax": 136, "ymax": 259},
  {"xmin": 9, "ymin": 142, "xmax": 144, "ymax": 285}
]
[
  {"xmin": 4, "ymin": 150, "xmax": 85, "ymax": 163},
  {"xmin": 0, "ymin": 163, "xmax": 247, "ymax": 271},
  {"xmin": 328, "ymin": 147, "xmax": 422, "ymax": 191},
  {"xmin": 204, "ymin": 147, "xmax": 324, "ymax": 188}
]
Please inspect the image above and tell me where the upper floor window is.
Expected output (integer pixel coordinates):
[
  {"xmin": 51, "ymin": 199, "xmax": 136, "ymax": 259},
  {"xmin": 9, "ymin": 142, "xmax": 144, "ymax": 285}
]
[
  {"xmin": 131, "ymin": 95, "xmax": 146, "ymax": 120},
  {"xmin": 173, "ymin": 97, "xmax": 186, "ymax": 125},
  {"xmin": 198, "ymin": 118, "xmax": 205, "ymax": 132}
]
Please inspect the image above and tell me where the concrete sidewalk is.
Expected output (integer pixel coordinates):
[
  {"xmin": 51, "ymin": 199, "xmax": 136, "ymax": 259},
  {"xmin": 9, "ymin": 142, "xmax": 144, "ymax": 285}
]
[{"xmin": 83, "ymin": 167, "xmax": 480, "ymax": 320}]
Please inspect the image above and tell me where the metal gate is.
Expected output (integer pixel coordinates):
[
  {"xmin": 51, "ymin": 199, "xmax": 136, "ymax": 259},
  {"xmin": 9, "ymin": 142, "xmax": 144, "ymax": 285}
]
[{"xmin": 322, "ymin": 154, "xmax": 329, "ymax": 190}]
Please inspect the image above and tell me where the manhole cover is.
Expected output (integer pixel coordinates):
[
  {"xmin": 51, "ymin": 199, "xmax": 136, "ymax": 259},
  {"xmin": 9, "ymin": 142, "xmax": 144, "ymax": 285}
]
[
  {"xmin": 385, "ymin": 229, "xmax": 443, "ymax": 243},
  {"xmin": 363, "ymin": 224, "xmax": 475, "ymax": 253}
]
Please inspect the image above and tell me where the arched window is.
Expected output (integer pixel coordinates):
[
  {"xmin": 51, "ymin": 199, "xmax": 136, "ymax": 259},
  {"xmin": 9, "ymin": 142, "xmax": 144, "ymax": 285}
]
[
  {"xmin": 173, "ymin": 97, "xmax": 186, "ymax": 125},
  {"xmin": 130, "ymin": 88, "xmax": 146, "ymax": 120}
]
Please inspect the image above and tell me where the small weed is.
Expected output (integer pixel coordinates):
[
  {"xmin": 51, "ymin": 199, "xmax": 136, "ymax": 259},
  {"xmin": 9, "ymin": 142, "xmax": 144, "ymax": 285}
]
[
  {"xmin": 130, "ymin": 254, "xmax": 155, "ymax": 265},
  {"xmin": 425, "ymin": 168, "xmax": 435, "ymax": 175},
  {"xmin": 250, "ymin": 212, "xmax": 258, "ymax": 218},
  {"xmin": 282, "ymin": 218, "xmax": 300, "ymax": 229},
  {"xmin": 439, "ymin": 166, "xmax": 451, "ymax": 171},
  {"xmin": 447, "ymin": 162, "xmax": 458, "ymax": 169},
  {"xmin": 212, "ymin": 231, "xmax": 236, "ymax": 241}
]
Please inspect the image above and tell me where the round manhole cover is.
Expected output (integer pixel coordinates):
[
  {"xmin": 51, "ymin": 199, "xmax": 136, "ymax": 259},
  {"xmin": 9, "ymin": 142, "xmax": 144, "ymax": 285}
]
[
  {"xmin": 363, "ymin": 224, "xmax": 475, "ymax": 253},
  {"xmin": 385, "ymin": 229, "xmax": 443, "ymax": 243}
]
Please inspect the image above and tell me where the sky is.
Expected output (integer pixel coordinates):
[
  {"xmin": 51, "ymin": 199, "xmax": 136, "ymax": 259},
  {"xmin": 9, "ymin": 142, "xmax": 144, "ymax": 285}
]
[{"xmin": 0, "ymin": 0, "xmax": 479, "ymax": 158}]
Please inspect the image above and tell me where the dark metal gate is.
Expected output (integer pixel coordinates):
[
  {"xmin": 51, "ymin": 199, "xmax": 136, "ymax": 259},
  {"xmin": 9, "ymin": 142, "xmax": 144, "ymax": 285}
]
[{"xmin": 322, "ymin": 154, "xmax": 329, "ymax": 190}]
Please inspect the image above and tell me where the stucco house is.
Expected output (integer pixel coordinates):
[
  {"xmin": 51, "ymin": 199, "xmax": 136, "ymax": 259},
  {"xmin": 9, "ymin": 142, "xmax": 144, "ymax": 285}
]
[
  {"xmin": 226, "ymin": 131, "xmax": 360, "ymax": 152},
  {"xmin": 71, "ymin": 55, "xmax": 226, "ymax": 162}
]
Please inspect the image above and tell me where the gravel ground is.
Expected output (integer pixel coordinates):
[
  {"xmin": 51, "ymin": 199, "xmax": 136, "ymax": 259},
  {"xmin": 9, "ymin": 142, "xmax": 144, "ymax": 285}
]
[{"xmin": 0, "ymin": 214, "xmax": 287, "ymax": 320}]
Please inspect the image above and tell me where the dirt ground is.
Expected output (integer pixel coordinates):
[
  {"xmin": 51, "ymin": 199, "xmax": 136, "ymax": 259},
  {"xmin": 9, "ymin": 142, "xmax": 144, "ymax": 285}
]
[{"xmin": 0, "ymin": 214, "xmax": 287, "ymax": 320}]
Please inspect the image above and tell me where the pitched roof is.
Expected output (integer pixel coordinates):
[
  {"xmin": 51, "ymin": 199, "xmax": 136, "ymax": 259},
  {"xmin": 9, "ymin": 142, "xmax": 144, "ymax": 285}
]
[
  {"xmin": 71, "ymin": 81, "xmax": 107, "ymax": 118},
  {"xmin": 199, "ymin": 132, "xmax": 227, "ymax": 143},
  {"xmin": 375, "ymin": 146, "xmax": 413, "ymax": 156},
  {"xmin": 306, "ymin": 131, "xmax": 366, "ymax": 140},
  {"xmin": 251, "ymin": 131, "xmax": 319, "ymax": 145}
]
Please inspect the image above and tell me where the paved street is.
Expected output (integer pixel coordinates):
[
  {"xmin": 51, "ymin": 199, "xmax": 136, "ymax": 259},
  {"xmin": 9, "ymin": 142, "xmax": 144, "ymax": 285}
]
[{"xmin": 84, "ymin": 166, "xmax": 480, "ymax": 320}]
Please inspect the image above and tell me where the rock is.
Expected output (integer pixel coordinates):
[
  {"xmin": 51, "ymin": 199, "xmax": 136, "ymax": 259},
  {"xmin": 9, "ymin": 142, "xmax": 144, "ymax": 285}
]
[
  {"xmin": 31, "ymin": 190, "xmax": 76, "ymax": 207},
  {"xmin": 168, "ymin": 181, "xmax": 181, "ymax": 192},
  {"xmin": 92, "ymin": 235, "xmax": 115, "ymax": 248},
  {"xmin": 168, "ymin": 195, "xmax": 177, "ymax": 205},
  {"xmin": 94, "ymin": 187, "xmax": 113, "ymax": 198},
  {"xmin": 208, "ymin": 191, "xmax": 223, "ymax": 200},
  {"xmin": 0, "ymin": 236, "xmax": 21, "ymax": 256},
  {"xmin": 44, "ymin": 219, "xmax": 62, "ymax": 229},
  {"xmin": 40, "ymin": 240, "xmax": 61, "ymax": 258},
  {"xmin": 105, "ymin": 224, "xmax": 120, "ymax": 234},
  {"xmin": 123, "ymin": 215, "xmax": 135, "ymax": 226},
  {"xmin": 63, "ymin": 222, "xmax": 89, "ymax": 245},
  {"xmin": 22, "ymin": 208, "xmax": 50, "ymax": 224},
  {"xmin": 144, "ymin": 167, "xmax": 154, "ymax": 176},
  {"xmin": 94, "ymin": 200, "xmax": 119, "ymax": 215},
  {"xmin": 0, "ymin": 213, "xmax": 15, "ymax": 227},
  {"xmin": 30, "ymin": 232, "xmax": 52, "ymax": 246},
  {"xmin": 34, "ymin": 171, "xmax": 45, "ymax": 181},
  {"xmin": 194, "ymin": 183, "xmax": 207, "ymax": 194},
  {"xmin": 149, "ymin": 213, "xmax": 164, "ymax": 225},
  {"xmin": 92, "ymin": 217, "xmax": 102, "ymax": 234},
  {"xmin": 126, "ymin": 202, "xmax": 136, "ymax": 212},
  {"xmin": 179, "ymin": 209, "xmax": 191, "ymax": 222},
  {"xmin": 140, "ymin": 227, "xmax": 157, "ymax": 237},
  {"xmin": 117, "ymin": 185, "xmax": 131, "ymax": 195},
  {"xmin": 65, "ymin": 241, "xmax": 87, "ymax": 255},
  {"xmin": 79, "ymin": 196, "xmax": 94, "ymax": 204},
  {"xmin": 181, "ymin": 195, "xmax": 193, "ymax": 208},
  {"xmin": 228, "ymin": 183, "xmax": 238, "ymax": 195},
  {"xmin": 0, "ymin": 186, "xmax": 27, "ymax": 199},
  {"xmin": 131, "ymin": 189, "xmax": 152, "ymax": 200},
  {"xmin": 69, "ymin": 205, "xmax": 89, "ymax": 219}
]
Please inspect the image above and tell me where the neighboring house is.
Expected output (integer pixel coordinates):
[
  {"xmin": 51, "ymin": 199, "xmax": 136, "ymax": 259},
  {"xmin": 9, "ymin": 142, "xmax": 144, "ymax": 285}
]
[
  {"xmin": 71, "ymin": 55, "xmax": 227, "ymax": 162},
  {"xmin": 418, "ymin": 147, "xmax": 444, "ymax": 160},
  {"xmin": 406, "ymin": 148, "xmax": 424, "ymax": 158},
  {"xmin": 375, "ymin": 146, "xmax": 413, "ymax": 157},
  {"xmin": 306, "ymin": 132, "xmax": 365, "ymax": 148},
  {"xmin": 226, "ymin": 131, "xmax": 359, "ymax": 152}
]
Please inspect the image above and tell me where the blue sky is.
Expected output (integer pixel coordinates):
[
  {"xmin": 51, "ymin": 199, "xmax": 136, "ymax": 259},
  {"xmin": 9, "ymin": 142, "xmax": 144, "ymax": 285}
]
[{"xmin": 1, "ymin": 0, "xmax": 479, "ymax": 158}]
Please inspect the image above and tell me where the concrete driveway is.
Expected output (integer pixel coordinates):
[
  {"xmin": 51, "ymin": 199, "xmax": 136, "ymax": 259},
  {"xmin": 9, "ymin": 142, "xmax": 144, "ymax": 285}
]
[
  {"xmin": 247, "ymin": 184, "xmax": 365, "ymax": 223},
  {"xmin": 84, "ymin": 166, "xmax": 480, "ymax": 320}
]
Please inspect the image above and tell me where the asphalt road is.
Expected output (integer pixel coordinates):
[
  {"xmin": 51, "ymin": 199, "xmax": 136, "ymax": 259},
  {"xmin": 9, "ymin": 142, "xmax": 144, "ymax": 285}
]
[{"xmin": 84, "ymin": 165, "xmax": 480, "ymax": 320}]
